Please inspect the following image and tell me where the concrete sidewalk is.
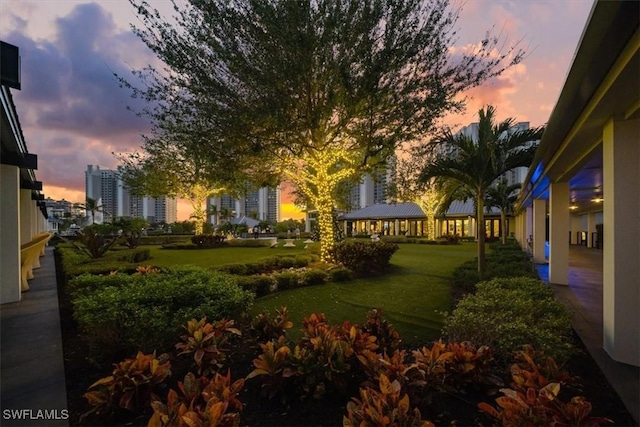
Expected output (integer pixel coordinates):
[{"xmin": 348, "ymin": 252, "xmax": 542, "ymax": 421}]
[{"xmin": 1, "ymin": 246, "xmax": 69, "ymax": 426}]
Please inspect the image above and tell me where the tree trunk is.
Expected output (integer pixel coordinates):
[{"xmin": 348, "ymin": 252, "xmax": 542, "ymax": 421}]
[
  {"xmin": 476, "ymin": 192, "xmax": 486, "ymax": 277},
  {"xmin": 501, "ymin": 211, "xmax": 507, "ymax": 245},
  {"xmin": 316, "ymin": 188, "xmax": 335, "ymax": 263}
]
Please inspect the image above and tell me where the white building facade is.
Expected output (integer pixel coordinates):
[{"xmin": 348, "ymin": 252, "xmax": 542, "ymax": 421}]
[{"xmin": 86, "ymin": 165, "xmax": 177, "ymax": 224}]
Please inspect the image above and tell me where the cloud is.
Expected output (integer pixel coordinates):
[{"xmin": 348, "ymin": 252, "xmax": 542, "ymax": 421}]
[
  {"xmin": 5, "ymin": 3, "xmax": 152, "ymax": 141},
  {"xmin": 0, "ymin": 2, "xmax": 158, "ymax": 201}
]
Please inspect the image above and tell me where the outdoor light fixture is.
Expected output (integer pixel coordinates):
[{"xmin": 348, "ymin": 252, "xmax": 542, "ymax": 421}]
[
  {"xmin": 569, "ymin": 205, "xmax": 578, "ymax": 210},
  {"xmin": 591, "ymin": 196, "xmax": 603, "ymax": 203}
]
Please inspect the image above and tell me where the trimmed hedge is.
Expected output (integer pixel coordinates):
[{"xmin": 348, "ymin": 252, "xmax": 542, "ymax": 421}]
[
  {"xmin": 217, "ymin": 254, "xmax": 316, "ymax": 276},
  {"xmin": 56, "ymin": 243, "xmax": 152, "ymax": 281},
  {"xmin": 116, "ymin": 248, "xmax": 151, "ymax": 263},
  {"xmin": 452, "ymin": 241, "xmax": 537, "ymax": 293},
  {"xmin": 300, "ymin": 269, "xmax": 328, "ymax": 286},
  {"xmin": 139, "ymin": 235, "xmax": 191, "ymax": 245},
  {"xmin": 274, "ymin": 271, "xmax": 299, "ymax": 290},
  {"xmin": 236, "ymin": 275, "xmax": 277, "ymax": 297},
  {"xmin": 443, "ymin": 277, "xmax": 574, "ymax": 361},
  {"xmin": 72, "ymin": 268, "xmax": 253, "ymax": 358}
]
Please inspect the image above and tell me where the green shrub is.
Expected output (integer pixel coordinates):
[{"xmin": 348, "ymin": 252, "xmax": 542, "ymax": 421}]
[
  {"xmin": 488, "ymin": 238, "xmax": 521, "ymax": 252},
  {"xmin": 72, "ymin": 268, "xmax": 254, "ymax": 358},
  {"xmin": 328, "ymin": 266, "xmax": 354, "ymax": 282},
  {"xmin": 75, "ymin": 226, "xmax": 121, "ymax": 258},
  {"xmin": 331, "ymin": 241, "xmax": 399, "ymax": 276},
  {"xmin": 475, "ymin": 276, "xmax": 554, "ymax": 300},
  {"xmin": 236, "ymin": 275, "xmax": 276, "ymax": 297},
  {"xmin": 139, "ymin": 235, "xmax": 190, "ymax": 245},
  {"xmin": 218, "ymin": 255, "xmax": 313, "ymax": 276},
  {"xmin": 294, "ymin": 255, "xmax": 314, "ymax": 268},
  {"xmin": 452, "ymin": 244, "xmax": 537, "ymax": 293},
  {"xmin": 226, "ymin": 239, "xmax": 270, "ymax": 247},
  {"xmin": 439, "ymin": 234, "xmax": 460, "ymax": 244},
  {"xmin": 300, "ymin": 269, "xmax": 328, "ymax": 286},
  {"xmin": 380, "ymin": 235, "xmax": 408, "ymax": 244},
  {"xmin": 66, "ymin": 262, "xmax": 141, "ymax": 278},
  {"xmin": 244, "ymin": 260, "xmax": 270, "ymax": 275},
  {"xmin": 444, "ymin": 277, "xmax": 574, "ymax": 362},
  {"xmin": 191, "ymin": 234, "xmax": 227, "ymax": 248},
  {"xmin": 274, "ymin": 271, "xmax": 299, "ymax": 290},
  {"xmin": 69, "ymin": 273, "xmax": 132, "ymax": 297},
  {"xmin": 56, "ymin": 244, "xmax": 151, "ymax": 280},
  {"xmin": 218, "ymin": 263, "xmax": 248, "ymax": 275},
  {"xmin": 451, "ymin": 262, "xmax": 480, "ymax": 292},
  {"xmin": 418, "ymin": 240, "xmax": 438, "ymax": 245},
  {"xmin": 276, "ymin": 256, "xmax": 297, "ymax": 269},
  {"xmin": 485, "ymin": 261, "xmax": 537, "ymax": 280},
  {"xmin": 116, "ymin": 248, "xmax": 151, "ymax": 263}
]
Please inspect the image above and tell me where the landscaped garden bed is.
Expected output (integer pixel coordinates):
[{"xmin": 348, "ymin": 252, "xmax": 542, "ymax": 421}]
[{"xmin": 55, "ymin": 240, "xmax": 636, "ymax": 426}]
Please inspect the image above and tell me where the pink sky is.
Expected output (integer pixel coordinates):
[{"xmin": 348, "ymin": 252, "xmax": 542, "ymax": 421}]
[{"xmin": 0, "ymin": 0, "xmax": 594, "ymax": 220}]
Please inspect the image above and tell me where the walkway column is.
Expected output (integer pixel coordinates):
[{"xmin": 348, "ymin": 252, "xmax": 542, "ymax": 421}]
[
  {"xmin": 1, "ymin": 165, "xmax": 22, "ymax": 304},
  {"xmin": 525, "ymin": 205, "xmax": 533, "ymax": 249},
  {"xmin": 19, "ymin": 189, "xmax": 32, "ymax": 244},
  {"xmin": 394, "ymin": 219, "xmax": 400, "ymax": 236},
  {"xmin": 586, "ymin": 212, "xmax": 596, "ymax": 248},
  {"xmin": 30, "ymin": 200, "xmax": 37, "ymax": 236},
  {"xmin": 532, "ymin": 198, "xmax": 546, "ymax": 264},
  {"xmin": 603, "ymin": 118, "xmax": 639, "ymax": 366},
  {"xmin": 570, "ymin": 214, "xmax": 581, "ymax": 245},
  {"xmin": 548, "ymin": 182, "xmax": 569, "ymax": 285}
]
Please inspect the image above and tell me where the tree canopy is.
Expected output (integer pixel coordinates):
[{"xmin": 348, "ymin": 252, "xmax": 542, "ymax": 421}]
[{"xmin": 123, "ymin": 0, "xmax": 527, "ymax": 261}]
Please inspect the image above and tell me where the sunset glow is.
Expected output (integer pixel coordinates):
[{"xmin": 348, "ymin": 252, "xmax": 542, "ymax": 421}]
[{"xmin": 0, "ymin": 0, "xmax": 594, "ymax": 221}]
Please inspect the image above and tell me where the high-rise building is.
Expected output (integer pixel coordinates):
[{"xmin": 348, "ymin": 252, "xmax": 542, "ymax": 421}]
[
  {"xmin": 154, "ymin": 196, "xmax": 177, "ymax": 224},
  {"xmin": 86, "ymin": 165, "xmax": 177, "ymax": 224},
  {"xmin": 345, "ymin": 156, "xmax": 396, "ymax": 211},
  {"xmin": 208, "ymin": 185, "xmax": 280, "ymax": 224},
  {"xmin": 85, "ymin": 165, "xmax": 118, "ymax": 222}
]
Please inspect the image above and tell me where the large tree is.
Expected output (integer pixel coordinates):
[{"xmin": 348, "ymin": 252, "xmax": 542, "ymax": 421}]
[
  {"xmin": 117, "ymin": 135, "xmax": 241, "ymax": 235},
  {"xmin": 389, "ymin": 157, "xmax": 441, "ymax": 240},
  {"xmin": 419, "ymin": 106, "xmax": 543, "ymax": 276},
  {"xmin": 124, "ymin": 0, "xmax": 526, "ymax": 262}
]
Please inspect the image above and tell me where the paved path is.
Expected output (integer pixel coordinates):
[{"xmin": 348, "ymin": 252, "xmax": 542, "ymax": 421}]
[{"xmin": 1, "ymin": 246, "xmax": 69, "ymax": 426}]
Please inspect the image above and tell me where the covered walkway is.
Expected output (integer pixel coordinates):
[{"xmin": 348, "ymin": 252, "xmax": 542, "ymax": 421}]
[
  {"xmin": 0, "ymin": 246, "xmax": 69, "ymax": 426},
  {"xmin": 536, "ymin": 245, "xmax": 639, "ymax": 422}
]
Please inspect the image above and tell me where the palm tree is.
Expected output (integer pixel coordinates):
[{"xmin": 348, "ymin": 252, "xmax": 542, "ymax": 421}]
[
  {"xmin": 420, "ymin": 106, "xmax": 543, "ymax": 276},
  {"xmin": 79, "ymin": 197, "xmax": 103, "ymax": 225},
  {"xmin": 207, "ymin": 204, "xmax": 219, "ymax": 226},
  {"xmin": 486, "ymin": 179, "xmax": 521, "ymax": 245},
  {"xmin": 219, "ymin": 207, "xmax": 235, "ymax": 224}
]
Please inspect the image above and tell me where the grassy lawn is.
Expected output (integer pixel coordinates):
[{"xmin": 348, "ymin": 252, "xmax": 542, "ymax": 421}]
[
  {"xmin": 146, "ymin": 239, "xmax": 311, "ymax": 268},
  {"xmin": 144, "ymin": 241, "xmax": 477, "ymax": 346},
  {"xmin": 252, "ymin": 243, "xmax": 476, "ymax": 345}
]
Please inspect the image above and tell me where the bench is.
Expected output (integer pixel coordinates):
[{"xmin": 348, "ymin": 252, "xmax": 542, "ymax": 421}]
[{"xmin": 20, "ymin": 233, "xmax": 53, "ymax": 291}]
